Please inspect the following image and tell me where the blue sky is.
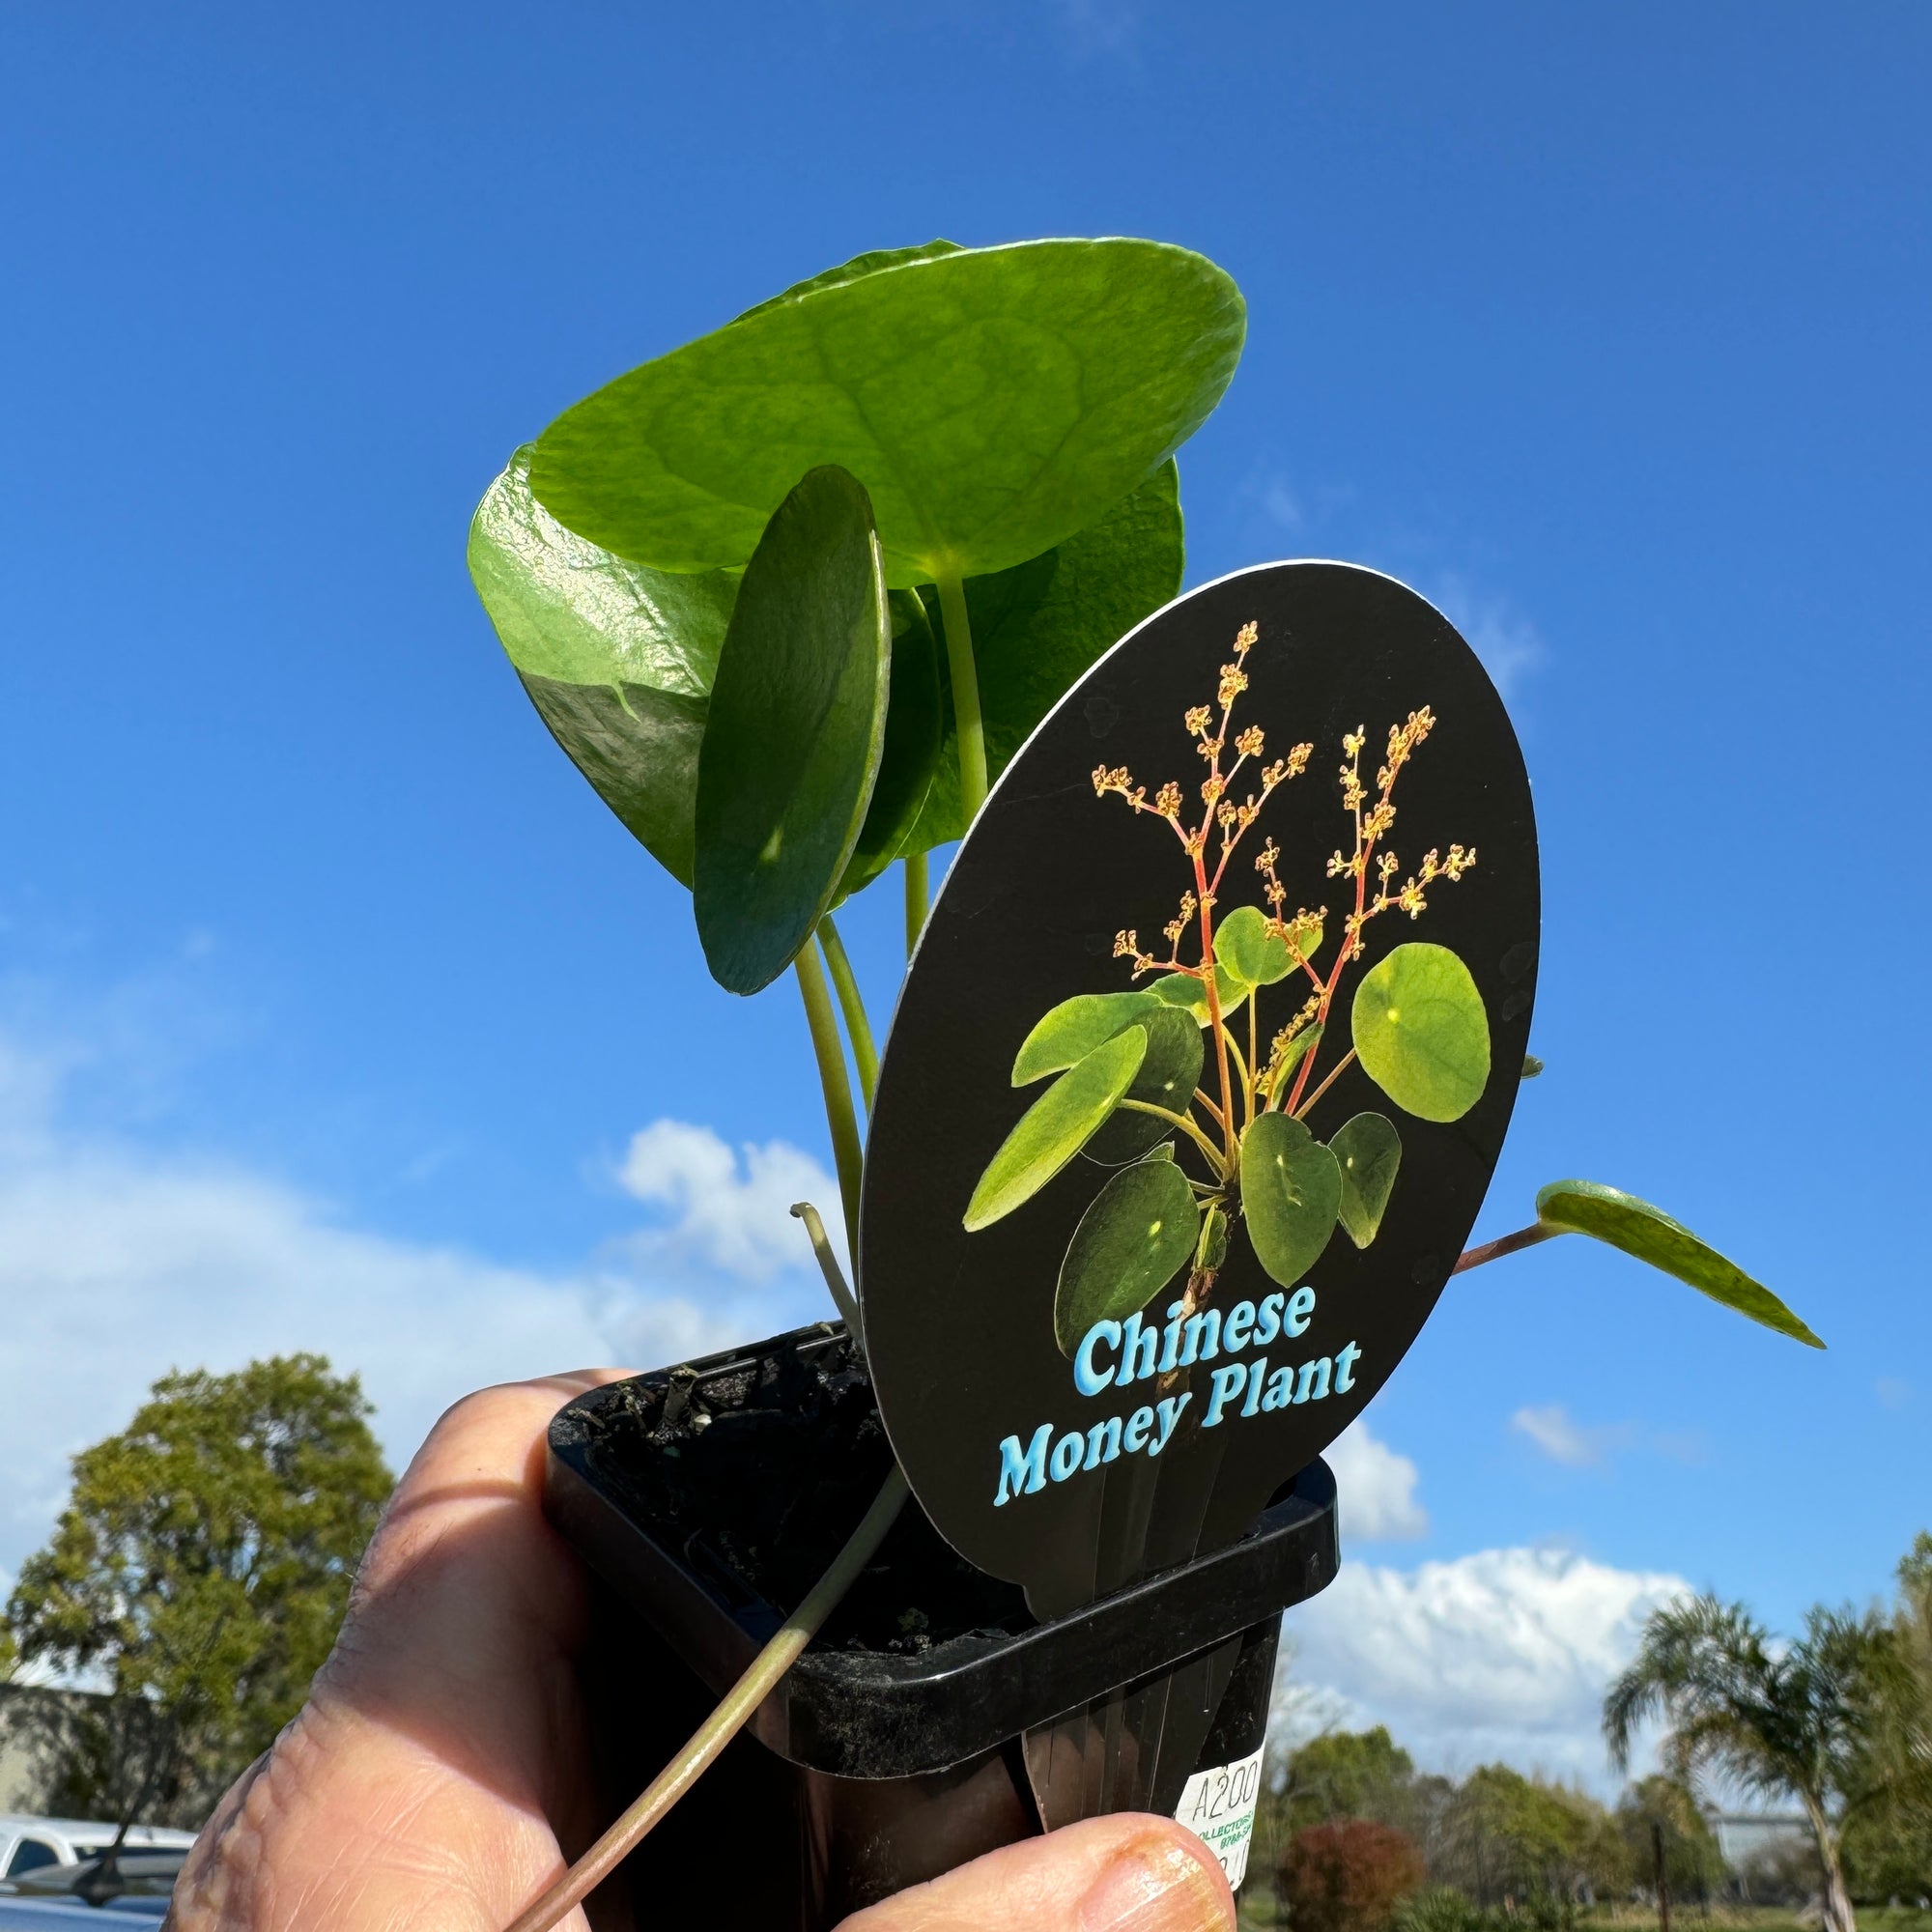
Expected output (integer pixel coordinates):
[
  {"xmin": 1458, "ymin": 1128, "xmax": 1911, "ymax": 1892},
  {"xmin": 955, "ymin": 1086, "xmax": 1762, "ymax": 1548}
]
[{"xmin": 3, "ymin": 2, "xmax": 1927, "ymax": 1780}]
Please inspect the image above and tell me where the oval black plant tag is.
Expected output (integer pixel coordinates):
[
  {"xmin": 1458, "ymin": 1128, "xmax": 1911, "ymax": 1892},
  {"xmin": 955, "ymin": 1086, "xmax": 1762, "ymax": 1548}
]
[{"xmin": 860, "ymin": 562, "xmax": 1539, "ymax": 1619}]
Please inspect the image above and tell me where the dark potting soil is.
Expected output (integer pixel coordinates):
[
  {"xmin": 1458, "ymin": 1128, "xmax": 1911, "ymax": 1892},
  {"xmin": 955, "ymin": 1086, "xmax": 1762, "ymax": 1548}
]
[{"xmin": 572, "ymin": 1324, "xmax": 1035, "ymax": 1657}]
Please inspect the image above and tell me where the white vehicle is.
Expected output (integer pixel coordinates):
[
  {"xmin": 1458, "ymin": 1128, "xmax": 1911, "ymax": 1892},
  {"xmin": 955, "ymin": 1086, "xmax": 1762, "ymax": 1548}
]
[{"xmin": 0, "ymin": 1817, "xmax": 195, "ymax": 1884}]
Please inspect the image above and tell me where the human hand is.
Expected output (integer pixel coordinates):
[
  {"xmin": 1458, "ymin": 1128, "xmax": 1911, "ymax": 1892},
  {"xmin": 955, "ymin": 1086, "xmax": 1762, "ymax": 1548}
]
[{"xmin": 168, "ymin": 1371, "xmax": 1236, "ymax": 1932}]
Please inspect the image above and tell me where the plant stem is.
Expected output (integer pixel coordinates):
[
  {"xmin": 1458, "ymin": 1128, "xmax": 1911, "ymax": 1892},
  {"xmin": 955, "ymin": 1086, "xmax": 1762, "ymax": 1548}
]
[
  {"xmin": 502, "ymin": 1463, "xmax": 911, "ymax": 1932},
  {"xmin": 1117, "ymin": 1098, "xmax": 1227, "ymax": 1172},
  {"xmin": 1293, "ymin": 1048, "xmax": 1357, "ymax": 1122},
  {"xmin": 789, "ymin": 1201, "xmax": 862, "ymax": 1339},
  {"xmin": 902, "ymin": 849, "xmax": 928, "ymax": 957},
  {"xmin": 1246, "ymin": 997, "xmax": 1258, "ymax": 1131},
  {"xmin": 793, "ymin": 948, "xmax": 864, "ymax": 1250},
  {"xmin": 815, "ymin": 915, "xmax": 877, "ymax": 1112},
  {"xmin": 935, "ymin": 573, "xmax": 988, "ymax": 820},
  {"xmin": 1451, "ymin": 1222, "xmax": 1560, "ymax": 1274}
]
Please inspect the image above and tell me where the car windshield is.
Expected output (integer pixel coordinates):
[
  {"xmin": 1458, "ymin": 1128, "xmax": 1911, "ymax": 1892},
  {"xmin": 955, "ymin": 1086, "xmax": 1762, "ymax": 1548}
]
[{"xmin": 12, "ymin": 1850, "xmax": 185, "ymax": 1898}]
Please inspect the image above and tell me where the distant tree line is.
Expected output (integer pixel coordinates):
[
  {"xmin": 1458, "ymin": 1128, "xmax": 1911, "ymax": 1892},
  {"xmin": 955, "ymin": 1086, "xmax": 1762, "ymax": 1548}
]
[{"xmin": 1254, "ymin": 1530, "xmax": 1932, "ymax": 1932}]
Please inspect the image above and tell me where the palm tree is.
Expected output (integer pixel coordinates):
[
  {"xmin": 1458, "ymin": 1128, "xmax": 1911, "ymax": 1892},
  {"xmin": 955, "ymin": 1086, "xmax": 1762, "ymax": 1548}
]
[{"xmin": 1604, "ymin": 1594, "xmax": 1903, "ymax": 1932}]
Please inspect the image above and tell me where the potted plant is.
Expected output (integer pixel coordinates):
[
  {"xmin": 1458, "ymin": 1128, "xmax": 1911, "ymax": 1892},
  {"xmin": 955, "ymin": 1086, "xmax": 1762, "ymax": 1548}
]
[{"xmin": 467, "ymin": 238, "xmax": 1819, "ymax": 1932}]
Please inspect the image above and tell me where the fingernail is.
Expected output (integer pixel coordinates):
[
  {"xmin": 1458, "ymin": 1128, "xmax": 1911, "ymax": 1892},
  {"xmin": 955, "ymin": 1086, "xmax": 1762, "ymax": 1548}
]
[{"xmin": 1078, "ymin": 1832, "xmax": 1236, "ymax": 1932}]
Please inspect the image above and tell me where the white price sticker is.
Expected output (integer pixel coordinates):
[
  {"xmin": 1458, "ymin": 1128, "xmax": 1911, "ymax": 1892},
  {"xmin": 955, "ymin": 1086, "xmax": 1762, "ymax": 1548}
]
[{"xmin": 1174, "ymin": 1746, "xmax": 1264, "ymax": 1891}]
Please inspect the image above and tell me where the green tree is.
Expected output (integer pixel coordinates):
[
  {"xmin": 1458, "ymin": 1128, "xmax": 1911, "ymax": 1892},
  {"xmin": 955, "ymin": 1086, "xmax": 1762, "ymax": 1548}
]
[
  {"xmin": 1435, "ymin": 1764, "xmax": 1608, "ymax": 1911},
  {"xmin": 1282, "ymin": 1728, "xmax": 1420, "ymax": 1833},
  {"xmin": 0, "ymin": 1355, "xmax": 392, "ymax": 1827},
  {"xmin": 1605, "ymin": 1594, "xmax": 1906, "ymax": 1932},
  {"xmin": 1841, "ymin": 1533, "xmax": 1932, "ymax": 1900},
  {"xmin": 1615, "ymin": 1776, "xmax": 1721, "ymax": 1907}
]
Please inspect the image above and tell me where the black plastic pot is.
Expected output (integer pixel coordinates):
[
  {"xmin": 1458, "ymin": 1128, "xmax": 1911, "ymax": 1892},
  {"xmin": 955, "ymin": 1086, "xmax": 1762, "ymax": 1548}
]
[{"xmin": 546, "ymin": 1320, "xmax": 1340, "ymax": 1929}]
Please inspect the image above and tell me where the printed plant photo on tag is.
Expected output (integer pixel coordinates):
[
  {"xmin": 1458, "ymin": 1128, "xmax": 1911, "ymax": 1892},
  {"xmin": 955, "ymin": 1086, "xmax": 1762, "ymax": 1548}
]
[{"xmin": 860, "ymin": 562, "xmax": 1540, "ymax": 1618}]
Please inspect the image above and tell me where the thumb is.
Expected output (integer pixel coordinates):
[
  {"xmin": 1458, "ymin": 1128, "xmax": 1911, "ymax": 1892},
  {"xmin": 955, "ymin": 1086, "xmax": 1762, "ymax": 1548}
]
[{"xmin": 838, "ymin": 1814, "xmax": 1236, "ymax": 1932}]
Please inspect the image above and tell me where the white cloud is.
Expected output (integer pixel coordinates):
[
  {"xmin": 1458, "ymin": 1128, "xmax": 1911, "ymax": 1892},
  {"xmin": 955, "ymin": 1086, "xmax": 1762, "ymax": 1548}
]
[
  {"xmin": 1327, "ymin": 1419, "xmax": 1429, "ymax": 1540},
  {"xmin": 1510, "ymin": 1403, "xmax": 1703, "ymax": 1470},
  {"xmin": 1430, "ymin": 577, "xmax": 1546, "ymax": 698},
  {"xmin": 617, "ymin": 1118, "xmax": 843, "ymax": 1279},
  {"xmin": 1285, "ymin": 1547, "xmax": 1689, "ymax": 1788},
  {"xmin": 0, "ymin": 1031, "xmax": 831, "ymax": 1575},
  {"xmin": 1512, "ymin": 1402, "xmax": 1608, "ymax": 1466}
]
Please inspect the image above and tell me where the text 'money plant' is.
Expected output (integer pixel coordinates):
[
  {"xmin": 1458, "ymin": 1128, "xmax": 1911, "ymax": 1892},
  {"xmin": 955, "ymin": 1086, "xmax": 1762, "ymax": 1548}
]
[{"xmin": 466, "ymin": 237, "xmax": 1821, "ymax": 1932}]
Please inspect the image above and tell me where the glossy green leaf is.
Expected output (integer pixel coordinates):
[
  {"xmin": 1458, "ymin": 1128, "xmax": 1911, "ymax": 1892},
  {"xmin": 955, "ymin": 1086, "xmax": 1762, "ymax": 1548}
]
[
  {"xmin": 1535, "ymin": 1180, "xmax": 1824, "ymax": 1348},
  {"xmin": 1148, "ymin": 964, "xmax": 1245, "ymax": 1025},
  {"xmin": 1012, "ymin": 990, "xmax": 1166, "ymax": 1085},
  {"xmin": 838, "ymin": 591, "xmax": 943, "ymax": 897},
  {"xmin": 1239, "ymin": 1112, "xmax": 1343, "ymax": 1288},
  {"xmin": 965, "ymin": 1029, "xmax": 1148, "ymax": 1232},
  {"xmin": 1087, "ymin": 1007, "xmax": 1206, "ymax": 1163},
  {"xmin": 694, "ymin": 468, "xmax": 891, "ymax": 994},
  {"xmin": 530, "ymin": 240, "xmax": 1241, "ymax": 588},
  {"xmin": 908, "ymin": 461, "xmax": 1186, "ymax": 844},
  {"xmin": 1214, "ymin": 905, "xmax": 1294, "ymax": 990},
  {"xmin": 1330, "ymin": 1112, "xmax": 1403, "ymax": 1250},
  {"xmin": 733, "ymin": 241, "xmax": 963, "ymax": 323},
  {"xmin": 1351, "ymin": 942, "xmax": 1492, "ymax": 1123},
  {"xmin": 467, "ymin": 445, "xmax": 738, "ymax": 886},
  {"xmin": 1052, "ymin": 1159, "xmax": 1199, "ymax": 1356}
]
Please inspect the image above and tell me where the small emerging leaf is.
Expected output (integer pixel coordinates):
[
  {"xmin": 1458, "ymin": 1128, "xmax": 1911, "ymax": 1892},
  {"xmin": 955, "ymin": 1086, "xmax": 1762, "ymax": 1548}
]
[
  {"xmin": 1196, "ymin": 1201, "xmax": 1229, "ymax": 1273},
  {"xmin": 1087, "ymin": 1008, "xmax": 1206, "ymax": 1164},
  {"xmin": 1266, "ymin": 1023, "xmax": 1323, "ymax": 1102},
  {"xmin": 1352, "ymin": 942, "xmax": 1492, "ymax": 1123},
  {"xmin": 1330, "ymin": 1113, "xmax": 1403, "ymax": 1249},
  {"xmin": 694, "ymin": 467, "xmax": 891, "ymax": 994},
  {"xmin": 1149, "ymin": 965, "xmax": 1244, "ymax": 1025},
  {"xmin": 1535, "ymin": 1180, "xmax": 1824, "ymax": 1348},
  {"xmin": 966, "ymin": 1029, "xmax": 1148, "ymax": 1232},
  {"xmin": 1239, "ymin": 1113, "xmax": 1343, "ymax": 1288},
  {"xmin": 1052, "ymin": 1160, "xmax": 1199, "ymax": 1356},
  {"xmin": 1012, "ymin": 990, "xmax": 1164, "ymax": 1085},
  {"xmin": 1214, "ymin": 905, "xmax": 1293, "ymax": 991},
  {"xmin": 1521, "ymin": 1054, "xmax": 1545, "ymax": 1079}
]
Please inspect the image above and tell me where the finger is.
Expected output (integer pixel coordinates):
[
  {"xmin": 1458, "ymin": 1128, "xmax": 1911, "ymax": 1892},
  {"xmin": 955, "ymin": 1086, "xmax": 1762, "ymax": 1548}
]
[
  {"xmin": 170, "ymin": 1369, "xmax": 638, "ymax": 1932},
  {"xmin": 839, "ymin": 1815, "xmax": 1236, "ymax": 1932}
]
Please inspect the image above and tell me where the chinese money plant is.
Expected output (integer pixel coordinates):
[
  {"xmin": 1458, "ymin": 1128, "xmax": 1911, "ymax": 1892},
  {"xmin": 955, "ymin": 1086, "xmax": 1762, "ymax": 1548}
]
[{"xmin": 467, "ymin": 236, "xmax": 1819, "ymax": 1932}]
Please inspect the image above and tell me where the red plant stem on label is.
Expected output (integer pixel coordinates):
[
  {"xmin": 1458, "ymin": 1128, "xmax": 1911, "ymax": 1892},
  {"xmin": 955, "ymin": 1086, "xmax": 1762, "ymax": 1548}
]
[
  {"xmin": 1195, "ymin": 847, "xmax": 1237, "ymax": 1170},
  {"xmin": 1451, "ymin": 1223, "xmax": 1559, "ymax": 1274}
]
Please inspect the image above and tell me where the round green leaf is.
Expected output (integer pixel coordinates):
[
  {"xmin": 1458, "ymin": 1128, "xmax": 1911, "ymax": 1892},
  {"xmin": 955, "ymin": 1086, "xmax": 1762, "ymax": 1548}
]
[
  {"xmin": 1214, "ymin": 905, "xmax": 1293, "ymax": 991},
  {"xmin": 1351, "ymin": 942, "xmax": 1492, "ymax": 1123},
  {"xmin": 908, "ymin": 460, "xmax": 1185, "ymax": 846},
  {"xmin": 1012, "ymin": 990, "xmax": 1165, "ymax": 1085},
  {"xmin": 530, "ymin": 239, "xmax": 1243, "ymax": 588},
  {"xmin": 965, "ymin": 1029, "xmax": 1148, "ymax": 1232},
  {"xmin": 1052, "ymin": 1158, "xmax": 1198, "ymax": 1356},
  {"xmin": 1239, "ymin": 1112, "xmax": 1343, "ymax": 1288},
  {"xmin": 1330, "ymin": 1112, "xmax": 1403, "ymax": 1250},
  {"xmin": 467, "ymin": 445, "xmax": 738, "ymax": 886},
  {"xmin": 1086, "ymin": 1007, "xmax": 1206, "ymax": 1164},
  {"xmin": 733, "ymin": 240, "xmax": 964, "ymax": 323},
  {"xmin": 838, "ymin": 590, "xmax": 943, "ymax": 898},
  {"xmin": 1535, "ymin": 1179, "xmax": 1824, "ymax": 1348},
  {"xmin": 694, "ymin": 467, "xmax": 891, "ymax": 994}
]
